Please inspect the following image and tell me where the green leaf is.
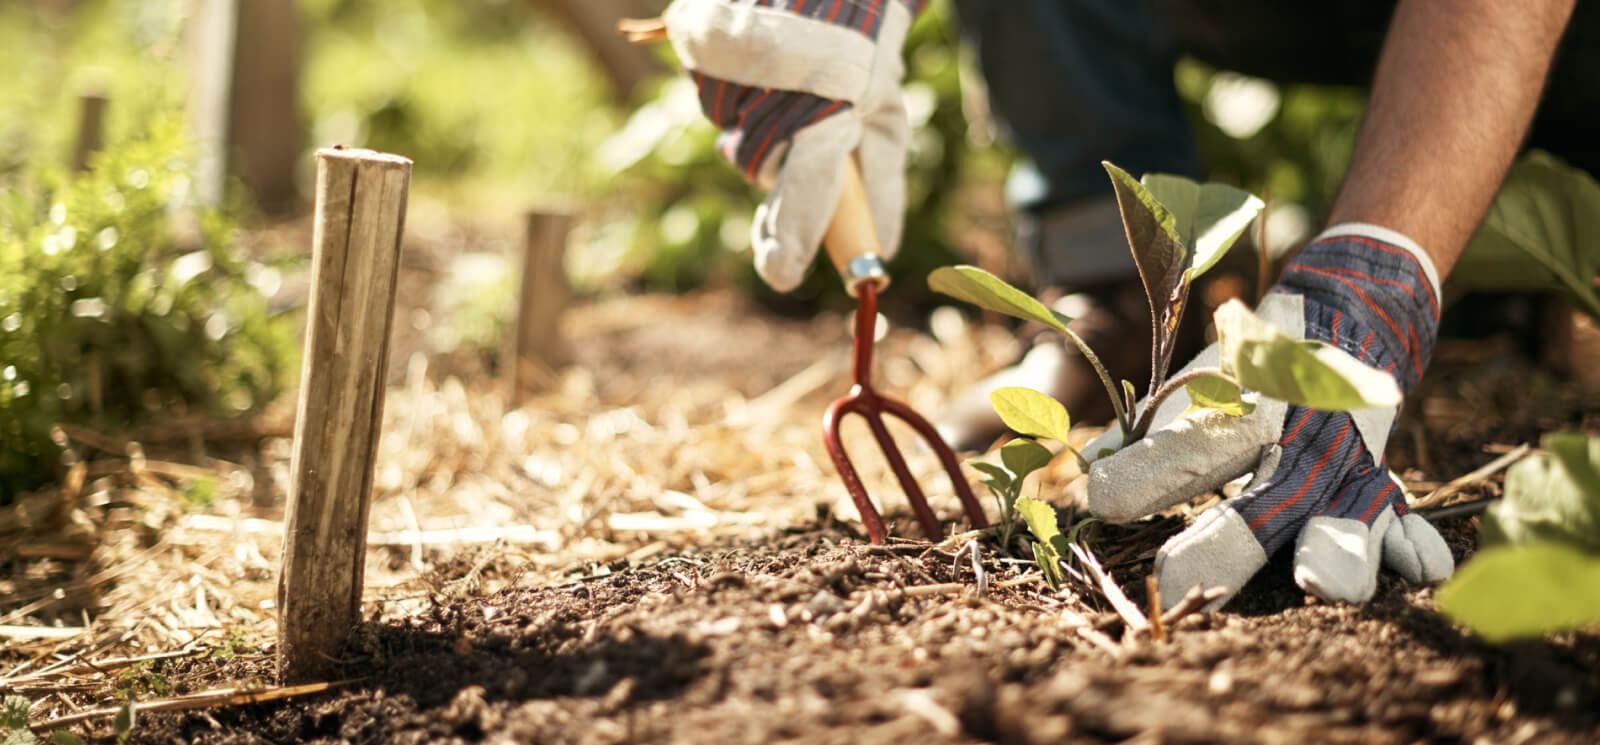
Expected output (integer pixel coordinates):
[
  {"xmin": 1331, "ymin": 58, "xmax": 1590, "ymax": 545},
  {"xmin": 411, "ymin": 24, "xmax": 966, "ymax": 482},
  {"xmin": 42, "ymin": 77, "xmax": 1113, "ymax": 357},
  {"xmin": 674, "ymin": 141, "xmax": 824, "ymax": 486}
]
[
  {"xmin": 965, "ymin": 460, "xmax": 1013, "ymax": 493},
  {"xmin": 1142, "ymin": 173, "xmax": 1264, "ymax": 280},
  {"xmin": 989, "ymin": 387, "xmax": 1073, "ymax": 445},
  {"xmin": 1, "ymin": 698, "xmax": 29, "ymax": 730},
  {"xmin": 1015, "ymin": 497, "xmax": 1067, "ymax": 589},
  {"xmin": 113, "ymin": 701, "xmax": 134, "ymax": 743},
  {"xmin": 1437, "ymin": 542, "xmax": 1600, "ymax": 643},
  {"xmin": 1214, "ymin": 300, "xmax": 1401, "ymax": 410},
  {"xmin": 1454, "ymin": 151, "xmax": 1600, "ymax": 320},
  {"xmin": 51, "ymin": 732, "xmax": 85, "ymax": 745},
  {"xmin": 1483, "ymin": 433, "xmax": 1600, "ymax": 552},
  {"xmin": 929, "ymin": 265, "xmax": 1130, "ymax": 432},
  {"xmin": 1104, "ymin": 162, "xmax": 1186, "ymax": 333},
  {"xmin": 2, "ymin": 696, "xmax": 35, "ymax": 745},
  {"xmin": 1184, "ymin": 373, "xmax": 1256, "ymax": 417},
  {"xmin": 928, "ymin": 266, "xmax": 1074, "ymax": 336},
  {"xmin": 1000, "ymin": 439, "xmax": 1054, "ymax": 482}
]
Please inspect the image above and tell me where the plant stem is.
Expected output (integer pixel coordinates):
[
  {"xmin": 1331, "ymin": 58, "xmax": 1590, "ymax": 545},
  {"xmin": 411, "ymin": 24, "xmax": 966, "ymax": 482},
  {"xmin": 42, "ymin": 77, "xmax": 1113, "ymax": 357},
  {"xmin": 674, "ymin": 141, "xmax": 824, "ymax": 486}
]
[
  {"xmin": 1128, "ymin": 366, "xmax": 1233, "ymax": 443},
  {"xmin": 1058, "ymin": 326, "xmax": 1133, "ymax": 436}
]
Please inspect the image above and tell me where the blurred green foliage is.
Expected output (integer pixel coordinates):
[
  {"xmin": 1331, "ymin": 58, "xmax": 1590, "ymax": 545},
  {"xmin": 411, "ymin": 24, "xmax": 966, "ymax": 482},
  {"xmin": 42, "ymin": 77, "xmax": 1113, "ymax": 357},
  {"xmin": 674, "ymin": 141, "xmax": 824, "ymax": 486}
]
[
  {"xmin": 298, "ymin": 0, "xmax": 620, "ymax": 202},
  {"xmin": 0, "ymin": 4, "xmax": 295, "ymax": 500},
  {"xmin": 1176, "ymin": 60, "xmax": 1367, "ymax": 231}
]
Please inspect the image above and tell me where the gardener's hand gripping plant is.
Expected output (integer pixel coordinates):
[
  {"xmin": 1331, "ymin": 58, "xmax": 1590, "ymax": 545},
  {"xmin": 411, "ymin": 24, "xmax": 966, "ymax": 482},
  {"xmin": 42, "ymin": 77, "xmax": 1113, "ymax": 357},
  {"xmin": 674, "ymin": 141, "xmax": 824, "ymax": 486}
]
[{"xmin": 932, "ymin": 162, "xmax": 1454, "ymax": 607}]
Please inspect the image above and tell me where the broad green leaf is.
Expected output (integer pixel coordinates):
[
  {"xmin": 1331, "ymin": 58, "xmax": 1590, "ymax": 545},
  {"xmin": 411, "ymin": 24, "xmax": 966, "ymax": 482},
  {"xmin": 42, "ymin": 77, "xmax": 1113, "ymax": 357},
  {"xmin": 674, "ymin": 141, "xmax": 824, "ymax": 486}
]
[
  {"xmin": 928, "ymin": 266, "xmax": 1073, "ymax": 336},
  {"xmin": 965, "ymin": 460, "xmax": 1013, "ymax": 493},
  {"xmin": 1455, "ymin": 151, "xmax": 1600, "ymax": 320},
  {"xmin": 1104, "ymin": 162, "xmax": 1186, "ymax": 332},
  {"xmin": 1213, "ymin": 300, "xmax": 1401, "ymax": 410},
  {"xmin": 1000, "ymin": 439, "xmax": 1054, "ymax": 482},
  {"xmin": 1015, "ymin": 497, "xmax": 1066, "ymax": 589},
  {"xmin": 1184, "ymin": 373, "xmax": 1256, "ymax": 417},
  {"xmin": 1142, "ymin": 173, "xmax": 1264, "ymax": 280},
  {"xmin": 930, "ymin": 265, "xmax": 1130, "ymax": 430},
  {"xmin": 1437, "ymin": 542, "xmax": 1600, "ymax": 643},
  {"xmin": 1483, "ymin": 433, "xmax": 1600, "ymax": 552},
  {"xmin": 51, "ymin": 732, "xmax": 85, "ymax": 745},
  {"xmin": 989, "ymin": 387, "xmax": 1073, "ymax": 445}
]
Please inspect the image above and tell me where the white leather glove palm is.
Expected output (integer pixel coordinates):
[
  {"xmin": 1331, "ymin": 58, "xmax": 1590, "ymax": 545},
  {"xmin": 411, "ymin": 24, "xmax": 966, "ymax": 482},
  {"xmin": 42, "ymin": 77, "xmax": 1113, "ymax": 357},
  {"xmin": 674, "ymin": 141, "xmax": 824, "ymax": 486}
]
[
  {"xmin": 1087, "ymin": 225, "xmax": 1456, "ymax": 610},
  {"xmin": 663, "ymin": 0, "xmax": 915, "ymax": 291}
]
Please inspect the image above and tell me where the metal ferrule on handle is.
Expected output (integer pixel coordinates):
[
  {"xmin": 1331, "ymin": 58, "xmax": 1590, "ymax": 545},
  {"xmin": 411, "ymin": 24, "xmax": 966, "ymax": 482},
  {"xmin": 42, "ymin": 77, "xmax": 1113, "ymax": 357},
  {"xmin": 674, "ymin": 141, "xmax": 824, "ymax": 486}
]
[{"xmin": 825, "ymin": 159, "xmax": 892, "ymax": 298}]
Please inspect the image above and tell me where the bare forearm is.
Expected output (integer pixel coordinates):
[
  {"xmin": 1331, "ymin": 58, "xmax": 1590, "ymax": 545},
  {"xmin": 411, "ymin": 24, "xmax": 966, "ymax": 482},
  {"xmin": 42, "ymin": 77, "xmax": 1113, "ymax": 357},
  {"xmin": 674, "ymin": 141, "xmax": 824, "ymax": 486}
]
[{"xmin": 1326, "ymin": 0, "xmax": 1574, "ymax": 277}]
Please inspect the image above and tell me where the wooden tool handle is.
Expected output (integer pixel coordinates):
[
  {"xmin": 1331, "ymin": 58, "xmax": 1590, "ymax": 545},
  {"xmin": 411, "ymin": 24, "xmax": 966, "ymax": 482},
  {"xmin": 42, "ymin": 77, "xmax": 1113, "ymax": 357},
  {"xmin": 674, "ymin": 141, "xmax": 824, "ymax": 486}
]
[{"xmin": 823, "ymin": 158, "xmax": 890, "ymax": 297}]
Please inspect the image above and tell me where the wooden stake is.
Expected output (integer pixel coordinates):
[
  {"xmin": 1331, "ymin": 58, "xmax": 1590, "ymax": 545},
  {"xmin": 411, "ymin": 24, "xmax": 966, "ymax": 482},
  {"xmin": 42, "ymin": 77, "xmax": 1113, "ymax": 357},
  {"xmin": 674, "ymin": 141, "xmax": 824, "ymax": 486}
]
[
  {"xmin": 70, "ymin": 90, "xmax": 107, "ymax": 172},
  {"xmin": 506, "ymin": 209, "xmax": 573, "ymax": 405},
  {"xmin": 277, "ymin": 147, "xmax": 411, "ymax": 684}
]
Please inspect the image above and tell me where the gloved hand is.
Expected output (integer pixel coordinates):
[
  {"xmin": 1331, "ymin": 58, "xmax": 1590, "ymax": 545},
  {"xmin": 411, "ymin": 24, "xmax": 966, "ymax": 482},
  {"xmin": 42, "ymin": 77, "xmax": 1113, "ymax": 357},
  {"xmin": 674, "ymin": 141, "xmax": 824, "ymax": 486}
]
[
  {"xmin": 1086, "ymin": 224, "xmax": 1456, "ymax": 610},
  {"xmin": 661, "ymin": 0, "xmax": 917, "ymax": 291}
]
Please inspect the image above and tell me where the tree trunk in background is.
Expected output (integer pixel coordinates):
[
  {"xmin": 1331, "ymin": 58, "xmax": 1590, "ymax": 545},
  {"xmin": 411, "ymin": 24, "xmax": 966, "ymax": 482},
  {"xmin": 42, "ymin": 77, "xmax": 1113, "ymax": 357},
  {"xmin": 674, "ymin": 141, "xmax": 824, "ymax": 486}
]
[
  {"xmin": 528, "ymin": 0, "xmax": 666, "ymax": 102},
  {"xmin": 229, "ymin": 0, "xmax": 305, "ymax": 215}
]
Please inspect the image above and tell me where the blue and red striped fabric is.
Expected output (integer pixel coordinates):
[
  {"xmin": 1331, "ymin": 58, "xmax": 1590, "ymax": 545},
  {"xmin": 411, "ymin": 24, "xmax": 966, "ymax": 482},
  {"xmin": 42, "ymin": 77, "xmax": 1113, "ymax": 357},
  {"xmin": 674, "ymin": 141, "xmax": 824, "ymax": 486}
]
[
  {"xmin": 688, "ymin": 0, "xmax": 921, "ymax": 181},
  {"xmin": 1235, "ymin": 236, "xmax": 1440, "ymax": 553}
]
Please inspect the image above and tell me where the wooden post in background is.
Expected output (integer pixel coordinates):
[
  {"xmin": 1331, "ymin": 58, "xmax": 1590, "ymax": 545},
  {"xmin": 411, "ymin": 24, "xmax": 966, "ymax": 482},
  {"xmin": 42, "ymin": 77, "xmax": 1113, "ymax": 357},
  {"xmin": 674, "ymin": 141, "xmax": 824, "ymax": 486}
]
[
  {"xmin": 277, "ymin": 148, "xmax": 411, "ymax": 684},
  {"xmin": 187, "ymin": 0, "xmax": 305, "ymax": 214},
  {"xmin": 506, "ymin": 210, "xmax": 573, "ymax": 405},
  {"xmin": 70, "ymin": 89, "xmax": 107, "ymax": 172}
]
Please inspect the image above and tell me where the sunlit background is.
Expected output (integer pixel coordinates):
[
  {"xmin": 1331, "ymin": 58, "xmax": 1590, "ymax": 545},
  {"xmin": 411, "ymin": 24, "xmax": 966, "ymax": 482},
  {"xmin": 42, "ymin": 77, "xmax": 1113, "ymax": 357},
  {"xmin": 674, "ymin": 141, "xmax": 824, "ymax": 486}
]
[{"xmin": 0, "ymin": 0, "xmax": 1371, "ymax": 498}]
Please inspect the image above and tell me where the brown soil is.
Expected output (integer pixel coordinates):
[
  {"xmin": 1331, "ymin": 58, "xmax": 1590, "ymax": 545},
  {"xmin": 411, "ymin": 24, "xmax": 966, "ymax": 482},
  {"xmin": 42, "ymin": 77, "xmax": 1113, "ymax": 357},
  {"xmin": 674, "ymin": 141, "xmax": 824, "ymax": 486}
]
[
  {"xmin": 134, "ymin": 518, "xmax": 1600, "ymax": 745},
  {"xmin": 8, "ymin": 255, "xmax": 1600, "ymax": 743}
]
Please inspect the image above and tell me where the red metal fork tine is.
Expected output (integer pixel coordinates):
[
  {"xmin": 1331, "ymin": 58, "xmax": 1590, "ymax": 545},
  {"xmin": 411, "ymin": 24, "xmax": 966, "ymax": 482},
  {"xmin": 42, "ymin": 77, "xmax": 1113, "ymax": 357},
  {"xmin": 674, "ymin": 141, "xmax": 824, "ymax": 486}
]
[{"xmin": 820, "ymin": 283, "xmax": 988, "ymax": 543}]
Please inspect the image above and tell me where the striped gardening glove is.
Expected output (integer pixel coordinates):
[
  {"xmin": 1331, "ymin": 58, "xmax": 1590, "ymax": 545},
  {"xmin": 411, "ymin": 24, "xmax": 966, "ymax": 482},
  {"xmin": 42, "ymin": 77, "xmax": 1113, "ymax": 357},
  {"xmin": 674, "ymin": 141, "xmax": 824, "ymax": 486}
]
[
  {"xmin": 1086, "ymin": 225, "xmax": 1456, "ymax": 610},
  {"xmin": 661, "ymin": 0, "xmax": 919, "ymax": 291}
]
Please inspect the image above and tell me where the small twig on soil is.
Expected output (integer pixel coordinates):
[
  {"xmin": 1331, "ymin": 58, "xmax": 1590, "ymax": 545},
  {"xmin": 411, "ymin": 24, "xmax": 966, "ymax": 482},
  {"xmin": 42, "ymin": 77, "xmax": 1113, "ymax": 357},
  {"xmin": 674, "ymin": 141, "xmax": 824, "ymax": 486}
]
[
  {"xmin": 1159, "ymin": 585, "xmax": 1227, "ymax": 628},
  {"xmin": 897, "ymin": 583, "xmax": 967, "ymax": 599},
  {"xmin": 1412, "ymin": 442, "xmax": 1531, "ymax": 509},
  {"xmin": 1075, "ymin": 626, "xmax": 1123, "ymax": 658},
  {"xmin": 1146, "ymin": 576, "xmax": 1165, "ymax": 642},
  {"xmin": 1068, "ymin": 543, "xmax": 1147, "ymax": 634},
  {"xmin": 2, "ymin": 648, "xmax": 204, "ymax": 688},
  {"xmin": 0, "ymin": 626, "xmax": 87, "ymax": 642},
  {"xmin": 33, "ymin": 680, "xmax": 363, "ymax": 731},
  {"xmin": 955, "ymin": 540, "xmax": 988, "ymax": 599}
]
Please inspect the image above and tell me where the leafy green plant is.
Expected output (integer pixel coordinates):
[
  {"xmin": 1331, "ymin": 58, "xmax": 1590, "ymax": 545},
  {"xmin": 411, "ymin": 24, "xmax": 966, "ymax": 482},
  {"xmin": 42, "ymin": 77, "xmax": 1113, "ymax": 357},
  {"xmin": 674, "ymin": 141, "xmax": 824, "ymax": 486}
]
[
  {"xmin": 967, "ymin": 386, "xmax": 1103, "ymax": 583},
  {"xmin": 1437, "ymin": 433, "xmax": 1600, "ymax": 642},
  {"xmin": 0, "ymin": 115, "xmax": 295, "ymax": 499},
  {"xmin": 1452, "ymin": 150, "xmax": 1600, "ymax": 320},
  {"xmin": 934, "ymin": 161, "xmax": 1399, "ymax": 459}
]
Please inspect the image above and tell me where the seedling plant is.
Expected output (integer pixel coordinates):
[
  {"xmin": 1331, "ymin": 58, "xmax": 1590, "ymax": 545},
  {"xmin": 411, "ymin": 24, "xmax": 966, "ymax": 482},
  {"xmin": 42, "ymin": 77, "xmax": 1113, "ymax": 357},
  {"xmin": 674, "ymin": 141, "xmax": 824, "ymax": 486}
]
[{"xmin": 931, "ymin": 161, "xmax": 1403, "ymax": 577}]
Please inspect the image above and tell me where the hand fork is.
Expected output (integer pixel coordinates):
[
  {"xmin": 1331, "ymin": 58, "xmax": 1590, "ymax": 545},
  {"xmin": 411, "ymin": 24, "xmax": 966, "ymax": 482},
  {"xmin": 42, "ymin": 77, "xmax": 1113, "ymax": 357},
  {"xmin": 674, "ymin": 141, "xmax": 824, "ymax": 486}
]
[
  {"xmin": 612, "ymin": 20, "xmax": 987, "ymax": 543},
  {"xmin": 821, "ymin": 159, "xmax": 988, "ymax": 543}
]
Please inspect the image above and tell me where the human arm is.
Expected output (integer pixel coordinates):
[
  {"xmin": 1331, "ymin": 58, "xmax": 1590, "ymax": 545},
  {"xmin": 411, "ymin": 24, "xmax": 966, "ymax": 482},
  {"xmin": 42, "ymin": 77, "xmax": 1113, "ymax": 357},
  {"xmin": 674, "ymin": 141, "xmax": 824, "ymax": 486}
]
[
  {"xmin": 1327, "ymin": 0, "xmax": 1576, "ymax": 277},
  {"xmin": 1085, "ymin": 0, "xmax": 1577, "ymax": 609}
]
